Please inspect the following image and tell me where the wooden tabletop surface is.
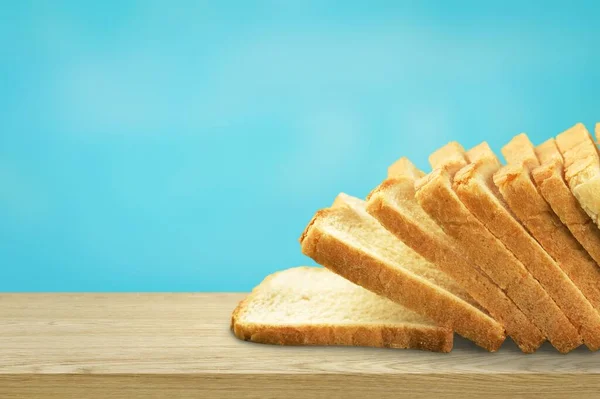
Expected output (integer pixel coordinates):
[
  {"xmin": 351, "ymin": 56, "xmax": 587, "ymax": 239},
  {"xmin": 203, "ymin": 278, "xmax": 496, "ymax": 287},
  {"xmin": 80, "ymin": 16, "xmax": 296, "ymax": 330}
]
[{"xmin": 0, "ymin": 293, "xmax": 599, "ymax": 398}]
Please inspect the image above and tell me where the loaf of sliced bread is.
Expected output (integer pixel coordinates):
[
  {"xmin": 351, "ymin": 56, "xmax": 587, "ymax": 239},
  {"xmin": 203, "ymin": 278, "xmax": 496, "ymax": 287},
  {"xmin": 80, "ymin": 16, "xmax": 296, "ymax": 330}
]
[
  {"xmin": 555, "ymin": 123, "xmax": 600, "ymax": 228},
  {"xmin": 459, "ymin": 142, "xmax": 599, "ymax": 350},
  {"xmin": 366, "ymin": 157, "xmax": 544, "ymax": 353},
  {"xmin": 231, "ymin": 267, "xmax": 454, "ymax": 352},
  {"xmin": 496, "ymin": 135, "xmax": 600, "ymax": 314},
  {"xmin": 415, "ymin": 143, "xmax": 581, "ymax": 353},
  {"xmin": 299, "ymin": 194, "xmax": 506, "ymax": 351},
  {"xmin": 532, "ymin": 138, "xmax": 600, "ymax": 267}
]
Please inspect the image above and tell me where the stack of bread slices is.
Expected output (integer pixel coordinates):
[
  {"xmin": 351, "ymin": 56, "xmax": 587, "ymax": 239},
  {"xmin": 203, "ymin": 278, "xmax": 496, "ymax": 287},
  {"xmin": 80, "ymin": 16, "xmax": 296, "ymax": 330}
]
[{"xmin": 232, "ymin": 123, "xmax": 600, "ymax": 353}]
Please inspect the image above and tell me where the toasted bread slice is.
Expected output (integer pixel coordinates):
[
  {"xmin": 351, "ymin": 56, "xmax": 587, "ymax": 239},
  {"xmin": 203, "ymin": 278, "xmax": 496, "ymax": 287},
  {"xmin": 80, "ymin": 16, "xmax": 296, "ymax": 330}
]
[
  {"xmin": 231, "ymin": 267, "xmax": 454, "ymax": 352},
  {"xmin": 299, "ymin": 195, "xmax": 506, "ymax": 351},
  {"xmin": 367, "ymin": 157, "xmax": 544, "ymax": 352},
  {"xmin": 555, "ymin": 123, "xmax": 600, "ymax": 227},
  {"xmin": 532, "ymin": 138, "xmax": 600, "ymax": 267},
  {"xmin": 496, "ymin": 135, "xmax": 600, "ymax": 314},
  {"xmin": 415, "ymin": 144, "xmax": 581, "ymax": 353},
  {"xmin": 457, "ymin": 143, "xmax": 597, "ymax": 350}
]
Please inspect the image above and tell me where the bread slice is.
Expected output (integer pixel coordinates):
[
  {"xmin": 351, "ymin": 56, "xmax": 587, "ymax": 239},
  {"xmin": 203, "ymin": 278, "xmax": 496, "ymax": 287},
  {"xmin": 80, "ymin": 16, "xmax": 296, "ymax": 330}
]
[
  {"xmin": 429, "ymin": 141, "xmax": 469, "ymax": 176},
  {"xmin": 366, "ymin": 157, "xmax": 544, "ymax": 353},
  {"xmin": 322, "ymin": 193, "xmax": 476, "ymax": 307},
  {"xmin": 555, "ymin": 123, "xmax": 600, "ymax": 228},
  {"xmin": 457, "ymin": 142, "xmax": 598, "ymax": 350},
  {"xmin": 501, "ymin": 133, "xmax": 540, "ymax": 171},
  {"xmin": 387, "ymin": 157, "xmax": 426, "ymax": 180},
  {"xmin": 532, "ymin": 138, "xmax": 600, "ymax": 267},
  {"xmin": 415, "ymin": 143, "xmax": 581, "ymax": 353},
  {"xmin": 535, "ymin": 138, "xmax": 563, "ymax": 164},
  {"xmin": 556, "ymin": 123, "xmax": 599, "ymax": 164},
  {"xmin": 231, "ymin": 266, "xmax": 454, "ymax": 352},
  {"xmin": 299, "ymin": 194, "xmax": 506, "ymax": 351},
  {"xmin": 496, "ymin": 135, "xmax": 600, "ymax": 315}
]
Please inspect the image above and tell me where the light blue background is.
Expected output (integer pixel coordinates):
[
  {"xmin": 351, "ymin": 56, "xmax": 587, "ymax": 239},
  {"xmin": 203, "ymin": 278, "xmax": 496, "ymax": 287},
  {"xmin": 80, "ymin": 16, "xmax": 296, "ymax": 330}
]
[{"xmin": 2, "ymin": 1, "xmax": 599, "ymax": 291}]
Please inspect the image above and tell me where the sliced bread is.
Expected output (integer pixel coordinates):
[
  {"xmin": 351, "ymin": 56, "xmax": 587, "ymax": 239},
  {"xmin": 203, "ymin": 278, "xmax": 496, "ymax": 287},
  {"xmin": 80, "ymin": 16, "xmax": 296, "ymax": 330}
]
[
  {"xmin": 532, "ymin": 138, "xmax": 600, "ymax": 267},
  {"xmin": 501, "ymin": 133, "xmax": 540, "ymax": 171},
  {"xmin": 231, "ymin": 266, "xmax": 454, "ymax": 352},
  {"xmin": 299, "ymin": 194, "xmax": 506, "ymax": 351},
  {"xmin": 387, "ymin": 157, "xmax": 426, "ymax": 180},
  {"xmin": 458, "ymin": 142, "xmax": 598, "ymax": 350},
  {"xmin": 535, "ymin": 138, "xmax": 563, "ymax": 164},
  {"xmin": 495, "ymin": 135, "xmax": 600, "ymax": 313},
  {"xmin": 415, "ymin": 143, "xmax": 581, "ymax": 353},
  {"xmin": 555, "ymin": 123, "xmax": 600, "ymax": 227},
  {"xmin": 366, "ymin": 157, "xmax": 544, "ymax": 353},
  {"xmin": 429, "ymin": 141, "xmax": 470, "ymax": 175}
]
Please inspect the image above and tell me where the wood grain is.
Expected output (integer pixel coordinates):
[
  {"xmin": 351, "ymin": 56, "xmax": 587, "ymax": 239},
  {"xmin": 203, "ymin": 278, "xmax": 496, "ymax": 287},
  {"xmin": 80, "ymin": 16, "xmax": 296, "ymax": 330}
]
[{"xmin": 0, "ymin": 293, "xmax": 599, "ymax": 398}]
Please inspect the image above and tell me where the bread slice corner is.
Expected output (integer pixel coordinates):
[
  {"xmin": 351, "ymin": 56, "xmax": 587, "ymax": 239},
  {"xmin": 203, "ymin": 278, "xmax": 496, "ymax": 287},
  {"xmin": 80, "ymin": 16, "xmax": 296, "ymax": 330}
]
[
  {"xmin": 535, "ymin": 138, "xmax": 563, "ymax": 165},
  {"xmin": 556, "ymin": 123, "xmax": 595, "ymax": 164},
  {"xmin": 501, "ymin": 133, "xmax": 539, "ymax": 170},
  {"xmin": 388, "ymin": 157, "xmax": 426, "ymax": 180},
  {"xmin": 466, "ymin": 141, "xmax": 501, "ymax": 166},
  {"xmin": 428, "ymin": 141, "xmax": 468, "ymax": 176}
]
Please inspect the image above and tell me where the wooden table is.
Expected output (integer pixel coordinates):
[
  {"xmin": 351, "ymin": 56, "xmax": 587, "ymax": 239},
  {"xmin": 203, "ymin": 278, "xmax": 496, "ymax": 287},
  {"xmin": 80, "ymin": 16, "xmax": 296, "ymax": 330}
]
[{"xmin": 0, "ymin": 293, "xmax": 598, "ymax": 398}]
